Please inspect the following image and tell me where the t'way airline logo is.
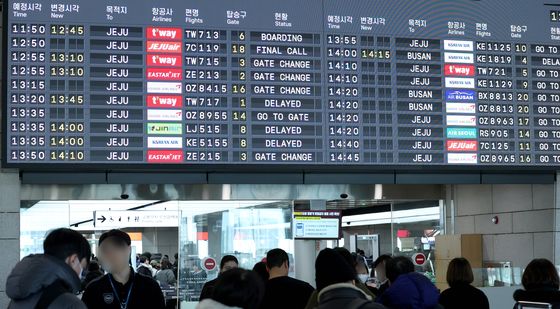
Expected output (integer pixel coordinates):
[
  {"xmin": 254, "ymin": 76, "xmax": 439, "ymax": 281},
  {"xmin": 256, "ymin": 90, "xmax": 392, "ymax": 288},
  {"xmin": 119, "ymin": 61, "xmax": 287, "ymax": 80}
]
[
  {"xmin": 146, "ymin": 27, "xmax": 182, "ymax": 40},
  {"xmin": 147, "ymin": 68, "xmax": 182, "ymax": 80},
  {"xmin": 447, "ymin": 140, "xmax": 478, "ymax": 151},
  {"xmin": 445, "ymin": 64, "xmax": 475, "ymax": 76},
  {"xmin": 146, "ymin": 41, "xmax": 182, "ymax": 53},
  {"xmin": 147, "ymin": 54, "xmax": 182, "ymax": 66},
  {"xmin": 147, "ymin": 95, "xmax": 183, "ymax": 108}
]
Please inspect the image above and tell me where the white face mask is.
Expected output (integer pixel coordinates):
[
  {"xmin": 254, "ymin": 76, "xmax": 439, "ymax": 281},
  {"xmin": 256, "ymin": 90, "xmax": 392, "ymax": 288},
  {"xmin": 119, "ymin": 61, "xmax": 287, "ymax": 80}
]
[
  {"xmin": 71, "ymin": 258, "xmax": 85, "ymax": 280},
  {"xmin": 79, "ymin": 263, "xmax": 85, "ymax": 280},
  {"xmin": 358, "ymin": 274, "xmax": 369, "ymax": 283}
]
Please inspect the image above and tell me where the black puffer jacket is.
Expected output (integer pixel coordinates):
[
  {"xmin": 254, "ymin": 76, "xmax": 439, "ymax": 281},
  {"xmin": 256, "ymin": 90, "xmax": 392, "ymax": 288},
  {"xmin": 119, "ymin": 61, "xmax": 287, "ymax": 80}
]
[
  {"xmin": 513, "ymin": 287, "xmax": 560, "ymax": 309},
  {"xmin": 317, "ymin": 283, "xmax": 387, "ymax": 309},
  {"xmin": 6, "ymin": 254, "xmax": 86, "ymax": 309}
]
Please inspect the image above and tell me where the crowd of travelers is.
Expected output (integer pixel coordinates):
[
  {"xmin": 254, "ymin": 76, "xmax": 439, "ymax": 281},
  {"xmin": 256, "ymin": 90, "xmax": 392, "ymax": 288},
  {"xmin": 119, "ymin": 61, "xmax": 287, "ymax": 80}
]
[{"xmin": 6, "ymin": 228, "xmax": 560, "ymax": 309}]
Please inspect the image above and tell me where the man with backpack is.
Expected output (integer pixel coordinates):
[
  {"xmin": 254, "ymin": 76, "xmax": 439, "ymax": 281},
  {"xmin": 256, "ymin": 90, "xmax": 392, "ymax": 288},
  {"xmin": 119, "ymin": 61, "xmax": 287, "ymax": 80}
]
[{"xmin": 6, "ymin": 228, "xmax": 91, "ymax": 309}]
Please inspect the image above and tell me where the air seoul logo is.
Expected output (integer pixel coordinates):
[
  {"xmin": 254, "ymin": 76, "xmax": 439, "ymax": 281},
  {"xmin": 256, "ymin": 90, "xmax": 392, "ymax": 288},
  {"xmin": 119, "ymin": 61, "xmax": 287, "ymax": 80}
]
[
  {"xmin": 445, "ymin": 89, "xmax": 475, "ymax": 102},
  {"xmin": 447, "ymin": 128, "xmax": 478, "ymax": 139}
]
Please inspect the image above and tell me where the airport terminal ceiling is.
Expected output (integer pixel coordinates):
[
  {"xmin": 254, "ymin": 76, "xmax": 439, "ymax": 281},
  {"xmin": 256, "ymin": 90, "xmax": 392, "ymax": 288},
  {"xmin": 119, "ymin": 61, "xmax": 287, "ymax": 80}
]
[{"xmin": 3, "ymin": 0, "xmax": 560, "ymax": 174}]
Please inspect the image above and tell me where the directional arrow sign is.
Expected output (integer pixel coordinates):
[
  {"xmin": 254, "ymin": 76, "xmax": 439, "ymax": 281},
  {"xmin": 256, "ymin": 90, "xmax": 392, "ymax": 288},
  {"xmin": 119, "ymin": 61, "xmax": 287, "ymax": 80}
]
[{"xmin": 93, "ymin": 210, "xmax": 178, "ymax": 228}]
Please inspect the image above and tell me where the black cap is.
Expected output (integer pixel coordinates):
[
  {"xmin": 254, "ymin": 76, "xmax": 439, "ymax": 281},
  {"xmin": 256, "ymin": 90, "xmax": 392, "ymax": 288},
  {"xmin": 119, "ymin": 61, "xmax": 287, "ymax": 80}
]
[
  {"xmin": 98, "ymin": 229, "xmax": 131, "ymax": 247},
  {"xmin": 315, "ymin": 248, "xmax": 356, "ymax": 291}
]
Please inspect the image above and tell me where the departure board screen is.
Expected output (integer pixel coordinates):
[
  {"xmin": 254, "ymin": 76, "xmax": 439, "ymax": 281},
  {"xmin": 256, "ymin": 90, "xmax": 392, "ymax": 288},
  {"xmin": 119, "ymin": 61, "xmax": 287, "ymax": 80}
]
[{"xmin": 4, "ymin": 0, "xmax": 560, "ymax": 169}]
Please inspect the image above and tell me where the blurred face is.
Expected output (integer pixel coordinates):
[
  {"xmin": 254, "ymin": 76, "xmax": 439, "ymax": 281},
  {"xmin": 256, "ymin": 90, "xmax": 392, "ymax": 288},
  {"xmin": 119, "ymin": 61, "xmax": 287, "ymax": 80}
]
[
  {"xmin": 98, "ymin": 239, "xmax": 130, "ymax": 273},
  {"xmin": 221, "ymin": 261, "xmax": 238, "ymax": 273}
]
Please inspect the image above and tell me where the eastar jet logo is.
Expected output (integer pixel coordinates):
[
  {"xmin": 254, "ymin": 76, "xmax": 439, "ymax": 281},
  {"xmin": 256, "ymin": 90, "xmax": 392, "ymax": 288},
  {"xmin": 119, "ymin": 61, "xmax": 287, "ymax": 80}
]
[
  {"xmin": 445, "ymin": 64, "xmax": 475, "ymax": 76},
  {"xmin": 146, "ymin": 27, "xmax": 182, "ymax": 40},
  {"xmin": 147, "ymin": 54, "xmax": 182, "ymax": 66},
  {"xmin": 146, "ymin": 41, "xmax": 182, "ymax": 53},
  {"xmin": 147, "ymin": 150, "xmax": 183, "ymax": 163},
  {"xmin": 147, "ymin": 68, "xmax": 182, "ymax": 80},
  {"xmin": 147, "ymin": 95, "xmax": 182, "ymax": 108},
  {"xmin": 447, "ymin": 140, "xmax": 478, "ymax": 151}
]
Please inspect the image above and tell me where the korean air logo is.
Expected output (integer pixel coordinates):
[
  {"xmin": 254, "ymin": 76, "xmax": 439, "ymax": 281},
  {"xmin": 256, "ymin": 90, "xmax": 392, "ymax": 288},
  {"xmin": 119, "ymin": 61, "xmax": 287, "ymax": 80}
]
[{"xmin": 445, "ymin": 89, "xmax": 475, "ymax": 102}]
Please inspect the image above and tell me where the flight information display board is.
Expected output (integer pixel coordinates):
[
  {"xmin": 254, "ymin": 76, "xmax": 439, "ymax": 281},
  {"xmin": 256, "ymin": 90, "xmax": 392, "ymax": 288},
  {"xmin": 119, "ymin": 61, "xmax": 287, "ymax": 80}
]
[{"xmin": 3, "ymin": 0, "xmax": 560, "ymax": 169}]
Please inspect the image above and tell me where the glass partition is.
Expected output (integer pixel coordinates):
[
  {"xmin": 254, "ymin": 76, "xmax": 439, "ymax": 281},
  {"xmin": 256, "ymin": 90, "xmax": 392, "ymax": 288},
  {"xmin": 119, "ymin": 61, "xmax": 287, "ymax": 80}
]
[
  {"xmin": 390, "ymin": 200, "xmax": 442, "ymax": 282},
  {"xmin": 177, "ymin": 201, "xmax": 293, "ymax": 308}
]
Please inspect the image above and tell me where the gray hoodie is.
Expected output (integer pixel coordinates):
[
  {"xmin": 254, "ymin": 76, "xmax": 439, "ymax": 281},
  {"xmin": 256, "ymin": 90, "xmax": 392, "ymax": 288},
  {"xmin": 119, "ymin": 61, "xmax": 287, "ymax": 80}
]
[{"xmin": 6, "ymin": 254, "xmax": 87, "ymax": 309}]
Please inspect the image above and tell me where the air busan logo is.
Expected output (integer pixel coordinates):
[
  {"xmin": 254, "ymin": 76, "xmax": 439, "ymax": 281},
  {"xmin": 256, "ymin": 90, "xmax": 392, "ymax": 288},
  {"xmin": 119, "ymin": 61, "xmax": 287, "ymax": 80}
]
[
  {"xmin": 147, "ymin": 150, "xmax": 183, "ymax": 163},
  {"xmin": 146, "ymin": 27, "xmax": 182, "ymax": 40},
  {"xmin": 146, "ymin": 41, "xmax": 182, "ymax": 53},
  {"xmin": 147, "ymin": 54, "xmax": 182, "ymax": 67},
  {"xmin": 147, "ymin": 95, "xmax": 182, "ymax": 108},
  {"xmin": 445, "ymin": 90, "xmax": 475, "ymax": 102},
  {"xmin": 147, "ymin": 68, "xmax": 182, "ymax": 80}
]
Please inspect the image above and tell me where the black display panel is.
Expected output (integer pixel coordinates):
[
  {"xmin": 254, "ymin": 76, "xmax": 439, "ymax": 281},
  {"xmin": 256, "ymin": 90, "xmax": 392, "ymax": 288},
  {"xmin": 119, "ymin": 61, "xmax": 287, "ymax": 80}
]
[{"xmin": 3, "ymin": 0, "xmax": 560, "ymax": 169}]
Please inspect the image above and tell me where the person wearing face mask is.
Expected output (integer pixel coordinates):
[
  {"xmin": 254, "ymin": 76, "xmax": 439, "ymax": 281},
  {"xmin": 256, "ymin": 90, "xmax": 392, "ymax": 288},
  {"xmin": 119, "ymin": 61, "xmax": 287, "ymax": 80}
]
[
  {"xmin": 6, "ymin": 228, "xmax": 91, "ymax": 309},
  {"xmin": 199, "ymin": 255, "xmax": 239, "ymax": 300},
  {"xmin": 368, "ymin": 255, "xmax": 392, "ymax": 296},
  {"xmin": 313, "ymin": 248, "xmax": 386, "ymax": 309},
  {"xmin": 304, "ymin": 247, "xmax": 376, "ymax": 309},
  {"xmin": 82, "ymin": 229, "xmax": 165, "ymax": 309},
  {"xmin": 354, "ymin": 253, "xmax": 370, "ymax": 284}
]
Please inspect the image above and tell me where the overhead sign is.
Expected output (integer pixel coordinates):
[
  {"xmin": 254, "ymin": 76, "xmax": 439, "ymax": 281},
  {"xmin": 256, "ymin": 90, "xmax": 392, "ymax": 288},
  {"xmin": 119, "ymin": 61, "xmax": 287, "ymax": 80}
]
[
  {"xmin": 93, "ymin": 210, "xmax": 178, "ymax": 228},
  {"xmin": 293, "ymin": 211, "xmax": 341, "ymax": 240},
  {"xmin": 5, "ymin": 0, "xmax": 560, "ymax": 170}
]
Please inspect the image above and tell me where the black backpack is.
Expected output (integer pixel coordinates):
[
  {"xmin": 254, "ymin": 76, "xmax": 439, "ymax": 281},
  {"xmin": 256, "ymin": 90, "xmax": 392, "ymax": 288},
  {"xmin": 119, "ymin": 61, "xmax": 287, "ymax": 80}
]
[
  {"xmin": 346, "ymin": 298, "xmax": 370, "ymax": 309},
  {"xmin": 35, "ymin": 280, "xmax": 69, "ymax": 309}
]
